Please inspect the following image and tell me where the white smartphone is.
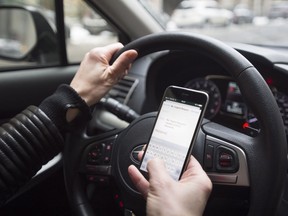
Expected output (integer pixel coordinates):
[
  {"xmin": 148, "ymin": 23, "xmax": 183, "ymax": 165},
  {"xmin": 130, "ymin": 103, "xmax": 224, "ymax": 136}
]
[{"xmin": 140, "ymin": 86, "xmax": 209, "ymax": 181}]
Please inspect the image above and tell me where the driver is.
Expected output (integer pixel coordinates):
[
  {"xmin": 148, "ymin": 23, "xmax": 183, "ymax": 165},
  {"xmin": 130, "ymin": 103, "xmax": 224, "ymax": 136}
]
[{"xmin": 0, "ymin": 43, "xmax": 212, "ymax": 215}]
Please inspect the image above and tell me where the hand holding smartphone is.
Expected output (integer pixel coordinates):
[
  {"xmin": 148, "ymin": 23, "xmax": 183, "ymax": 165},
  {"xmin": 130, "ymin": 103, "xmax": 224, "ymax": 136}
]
[{"xmin": 139, "ymin": 86, "xmax": 209, "ymax": 181}]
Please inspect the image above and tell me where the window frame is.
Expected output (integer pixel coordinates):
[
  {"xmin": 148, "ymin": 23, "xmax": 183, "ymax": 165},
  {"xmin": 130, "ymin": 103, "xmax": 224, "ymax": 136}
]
[{"xmin": 55, "ymin": 0, "xmax": 68, "ymax": 66}]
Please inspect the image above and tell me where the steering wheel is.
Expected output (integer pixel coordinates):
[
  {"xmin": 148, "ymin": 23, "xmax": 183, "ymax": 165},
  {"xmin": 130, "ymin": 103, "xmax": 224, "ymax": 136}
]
[{"xmin": 63, "ymin": 32, "xmax": 287, "ymax": 216}]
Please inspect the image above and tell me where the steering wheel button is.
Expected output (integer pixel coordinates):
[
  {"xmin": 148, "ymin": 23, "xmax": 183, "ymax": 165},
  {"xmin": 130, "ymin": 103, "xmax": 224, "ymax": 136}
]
[
  {"xmin": 216, "ymin": 146, "xmax": 239, "ymax": 173},
  {"xmin": 204, "ymin": 144, "xmax": 214, "ymax": 169},
  {"xmin": 92, "ymin": 150, "xmax": 101, "ymax": 158},
  {"xmin": 106, "ymin": 144, "xmax": 112, "ymax": 151},
  {"xmin": 104, "ymin": 156, "xmax": 110, "ymax": 163},
  {"xmin": 208, "ymin": 173, "xmax": 237, "ymax": 184},
  {"xmin": 86, "ymin": 175, "xmax": 109, "ymax": 185},
  {"xmin": 86, "ymin": 165, "xmax": 112, "ymax": 175},
  {"xmin": 219, "ymin": 153, "xmax": 233, "ymax": 167}
]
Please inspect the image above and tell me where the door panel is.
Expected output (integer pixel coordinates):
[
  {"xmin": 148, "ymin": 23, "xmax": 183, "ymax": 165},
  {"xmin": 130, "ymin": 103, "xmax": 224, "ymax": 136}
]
[{"xmin": 0, "ymin": 66, "xmax": 77, "ymax": 121}]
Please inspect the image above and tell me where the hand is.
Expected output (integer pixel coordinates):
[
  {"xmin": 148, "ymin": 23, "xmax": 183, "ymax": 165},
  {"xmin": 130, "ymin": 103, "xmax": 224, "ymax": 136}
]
[
  {"xmin": 70, "ymin": 43, "xmax": 138, "ymax": 106},
  {"xmin": 128, "ymin": 156, "xmax": 212, "ymax": 216}
]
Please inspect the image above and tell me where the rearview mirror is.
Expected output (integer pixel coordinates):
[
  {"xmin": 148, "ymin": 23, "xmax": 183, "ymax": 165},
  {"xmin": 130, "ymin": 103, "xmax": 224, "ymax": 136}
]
[{"xmin": 0, "ymin": 7, "xmax": 36, "ymax": 60}]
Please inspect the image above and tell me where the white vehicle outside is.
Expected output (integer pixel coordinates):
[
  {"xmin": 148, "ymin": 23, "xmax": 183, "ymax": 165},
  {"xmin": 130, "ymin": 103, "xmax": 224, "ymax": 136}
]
[{"xmin": 171, "ymin": 0, "xmax": 234, "ymax": 28}]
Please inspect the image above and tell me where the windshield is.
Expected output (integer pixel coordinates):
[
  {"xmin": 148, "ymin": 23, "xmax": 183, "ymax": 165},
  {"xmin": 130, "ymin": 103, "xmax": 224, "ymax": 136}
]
[{"xmin": 139, "ymin": 0, "xmax": 288, "ymax": 48}]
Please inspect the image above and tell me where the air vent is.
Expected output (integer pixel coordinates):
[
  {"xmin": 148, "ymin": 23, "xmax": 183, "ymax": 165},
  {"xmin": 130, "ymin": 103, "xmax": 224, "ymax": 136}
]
[{"xmin": 107, "ymin": 76, "xmax": 139, "ymax": 104}]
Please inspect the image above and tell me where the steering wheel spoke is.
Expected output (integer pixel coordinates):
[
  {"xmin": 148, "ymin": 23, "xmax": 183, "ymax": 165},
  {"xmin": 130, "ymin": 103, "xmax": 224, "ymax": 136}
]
[
  {"xmin": 200, "ymin": 121, "xmax": 252, "ymax": 187},
  {"xmin": 77, "ymin": 135, "xmax": 118, "ymax": 187},
  {"xmin": 203, "ymin": 135, "xmax": 249, "ymax": 187}
]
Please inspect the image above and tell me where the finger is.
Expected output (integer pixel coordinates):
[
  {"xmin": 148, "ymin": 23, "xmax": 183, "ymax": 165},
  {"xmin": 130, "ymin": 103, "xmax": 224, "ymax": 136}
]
[
  {"xmin": 186, "ymin": 156, "xmax": 204, "ymax": 172},
  {"xmin": 182, "ymin": 156, "xmax": 213, "ymax": 194},
  {"xmin": 181, "ymin": 156, "xmax": 207, "ymax": 180},
  {"xmin": 138, "ymin": 150, "xmax": 144, "ymax": 161},
  {"xmin": 110, "ymin": 49, "xmax": 138, "ymax": 76},
  {"xmin": 147, "ymin": 158, "xmax": 172, "ymax": 182},
  {"xmin": 137, "ymin": 144, "xmax": 146, "ymax": 161},
  {"xmin": 99, "ymin": 42, "xmax": 124, "ymax": 60},
  {"xmin": 128, "ymin": 165, "xmax": 149, "ymax": 198},
  {"xmin": 87, "ymin": 42, "xmax": 124, "ymax": 65}
]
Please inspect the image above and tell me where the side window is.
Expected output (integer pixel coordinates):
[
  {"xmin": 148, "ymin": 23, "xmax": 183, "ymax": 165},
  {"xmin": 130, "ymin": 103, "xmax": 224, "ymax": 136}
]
[
  {"xmin": 64, "ymin": 0, "xmax": 118, "ymax": 63},
  {"xmin": 0, "ymin": 0, "xmax": 118, "ymax": 70}
]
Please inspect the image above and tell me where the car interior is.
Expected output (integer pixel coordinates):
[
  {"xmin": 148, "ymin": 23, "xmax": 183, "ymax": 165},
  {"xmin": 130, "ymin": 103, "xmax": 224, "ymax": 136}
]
[{"xmin": 0, "ymin": 0, "xmax": 287, "ymax": 216}]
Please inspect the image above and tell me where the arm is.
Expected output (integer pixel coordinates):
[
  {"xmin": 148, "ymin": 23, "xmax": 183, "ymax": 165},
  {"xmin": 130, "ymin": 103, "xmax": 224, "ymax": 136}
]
[
  {"xmin": 0, "ymin": 43, "xmax": 137, "ymax": 205},
  {"xmin": 40, "ymin": 43, "xmax": 138, "ymax": 130}
]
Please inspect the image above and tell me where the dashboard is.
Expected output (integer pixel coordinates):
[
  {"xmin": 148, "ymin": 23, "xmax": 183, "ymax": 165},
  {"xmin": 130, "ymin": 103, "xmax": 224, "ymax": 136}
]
[
  {"xmin": 184, "ymin": 75, "xmax": 288, "ymax": 137},
  {"xmin": 128, "ymin": 44, "xmax": 288, "ymax": 138}
]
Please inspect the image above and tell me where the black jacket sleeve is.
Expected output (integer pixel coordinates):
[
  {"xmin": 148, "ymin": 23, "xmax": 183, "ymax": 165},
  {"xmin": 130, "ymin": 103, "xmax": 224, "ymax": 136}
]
[{"xmin": 0, "ymin": 84, "xmax": 91, "ymax": 205}]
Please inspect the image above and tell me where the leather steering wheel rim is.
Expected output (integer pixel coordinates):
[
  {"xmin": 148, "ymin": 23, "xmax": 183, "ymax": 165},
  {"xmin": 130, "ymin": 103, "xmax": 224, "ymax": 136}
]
[{"xmin": 64, "ymin": 32, "xmax": 287, "ymax": 216}]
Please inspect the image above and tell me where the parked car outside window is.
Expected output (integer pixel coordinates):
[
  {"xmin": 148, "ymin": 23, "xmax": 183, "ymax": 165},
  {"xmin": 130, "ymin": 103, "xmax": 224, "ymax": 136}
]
[
  {"xmin": 170, "ymin": 0, "xmax": 233, "ymax": 28},
  {"xmin": 232, "ymin": 4, "xmax": 254, "ymax": 24},
  {"xmin": 268, "ymin": 1, "xmax": 288, "ymax": 19}
]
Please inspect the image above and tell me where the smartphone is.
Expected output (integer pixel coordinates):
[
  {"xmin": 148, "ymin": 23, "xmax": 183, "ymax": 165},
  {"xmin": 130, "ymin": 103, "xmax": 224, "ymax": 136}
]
[{"xmin": 139, "ymin": 86, "xmax": 209, "ymax": 181}]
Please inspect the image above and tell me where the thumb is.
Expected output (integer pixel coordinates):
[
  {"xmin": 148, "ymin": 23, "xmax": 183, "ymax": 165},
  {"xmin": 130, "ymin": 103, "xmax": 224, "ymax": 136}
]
[
  {"xmin": 101, "ymin": 42, "xmax": 124, "ymax": 61},
  {"xmin": 147, "ymin": 158, "xmax": 172, "ymax": 182},
  {"xmin": 110, "ymin": 49, "xmax": 138, "ymax": 74}
]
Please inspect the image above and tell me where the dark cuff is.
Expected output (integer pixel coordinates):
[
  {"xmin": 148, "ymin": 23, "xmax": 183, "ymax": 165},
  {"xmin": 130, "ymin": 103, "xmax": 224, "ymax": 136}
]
[{"xmin": 39, "ymin": 84, "xmax": 92, "ymax": 132}]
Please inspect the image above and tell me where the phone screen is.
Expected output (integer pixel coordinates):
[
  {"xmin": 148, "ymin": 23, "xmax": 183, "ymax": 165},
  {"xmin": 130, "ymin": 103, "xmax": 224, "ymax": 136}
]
[{"xmin": 140, "ymin": 86, "xmax": 208, "ymax": 180}]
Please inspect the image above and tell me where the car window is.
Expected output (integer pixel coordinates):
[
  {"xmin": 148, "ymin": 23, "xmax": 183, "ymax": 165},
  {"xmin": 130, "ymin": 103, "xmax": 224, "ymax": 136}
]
[
  {"xmin": 140, "ymin": 0, "xmax": 288, "ymax": 48},
  {"xmin": 64, "ymin": 0, "xmax": 118, "ymax": 63},
  {"xmin": 0, "ymin": 0, "xmax": 118, "ymax": 70},
  {"xmin": 0, "ymin": 1, "xmax": 59, "ymax": 69}
]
